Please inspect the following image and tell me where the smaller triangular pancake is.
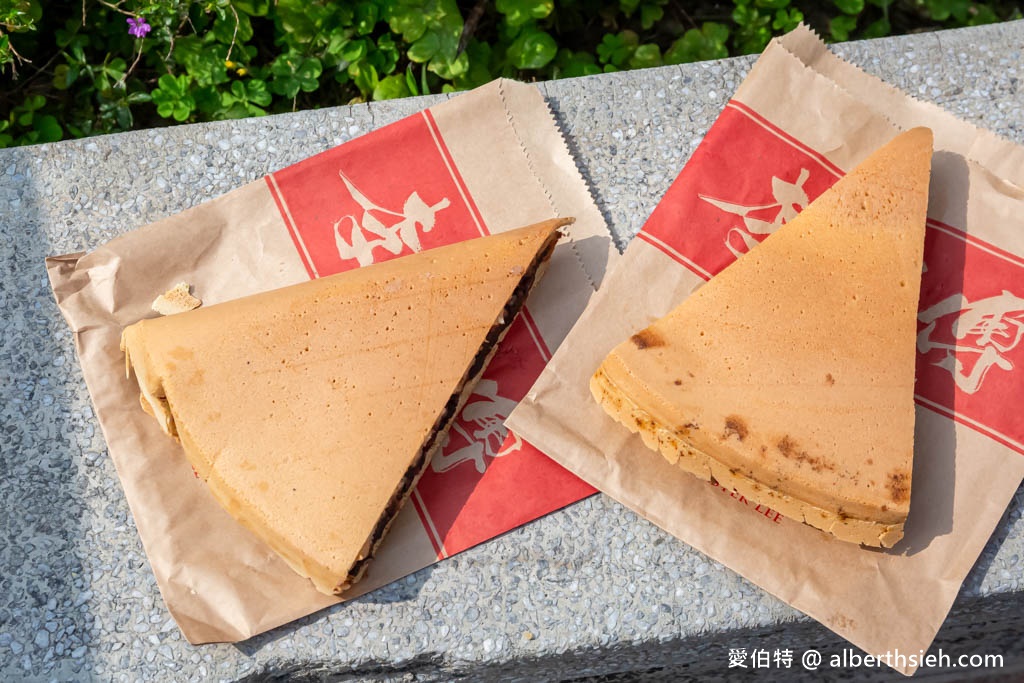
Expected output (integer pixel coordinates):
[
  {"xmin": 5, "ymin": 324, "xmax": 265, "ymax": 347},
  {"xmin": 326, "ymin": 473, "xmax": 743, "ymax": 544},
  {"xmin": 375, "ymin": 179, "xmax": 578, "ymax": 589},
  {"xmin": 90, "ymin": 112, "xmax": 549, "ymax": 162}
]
[
  {"xmin": 592, "ymin": 129, "xmax": 933, "ymax": 547},
  {"xmin": 122, "ymin": 219, "xmax": 566, "ymax": 594}
]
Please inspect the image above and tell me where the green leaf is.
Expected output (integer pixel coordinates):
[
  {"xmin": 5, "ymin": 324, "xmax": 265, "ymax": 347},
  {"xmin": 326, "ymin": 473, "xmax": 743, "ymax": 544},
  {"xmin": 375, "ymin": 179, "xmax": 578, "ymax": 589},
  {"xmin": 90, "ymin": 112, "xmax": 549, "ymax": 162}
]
[
  {"xmin": 373, "ymin": 73, "xmax": 412, "ymax": 100},
  {"xmin": 925, "ymin": 0, "xmax": 970, "ymax": 22},
  {"xmin": 247, "ymin": 80, "xmax": 272, "ymax": 106},
  {"xmin": 270, "ymin": 54, "xmax": 323, "ymax": 98},
  {"xmin": 408, "ymin": 32, "xmax": 440, "ymax": 63},
  {"xmin": 374, "ymin": 34, "xmax": 401, "ymax": 74},
  {"xmin": 773, "ymin": 8, "xmax": 803, "ymax": 31},
  {"xmin": 429, "ymin": 50, "xmax": 468, "ymax": 79},
  {"xmin": 452, "ymin": 40, "xmax": 493, "ymax": 89},
  {"xmin": 404, "ymin": 65, "xmax": 420, "ymax": 96},
  {"xmin": 967, "ymin": 6, "xmax": 1000, "ymax": 25},
  {"xmin": 496, "ymin": 0, "xmax": 554, "ymax": 27},
  {"xmin": 355, "ymin": 2, "xmax": 378, "ymax": 35},
  {"xmin": 834, "ymin": 0, "xmax": 864, "ymax": 15},
  {"xmin": 194, "ymin": 86, "xmax": 222, "ymax": 114},
  {"xmin": 829, "ymin": 14, "xmax": 858, "ymax": 41},
  {"xmin": 53, "ymin": 64, "xmax": 78, "ymax": 90},
  {"xmin": 174, "ymin": 37, "xmax": 230, "ymax": 87},
  {"xmin": 554, "ymin": 48, "xmax": 602, "ymax": 78},
  {"xmin": 507, "ymin": 29, "xmax": 557, "ymax": 70},
  {"xmin": 665, "ymin": 22, "xmax": 730, "ymax": 64},
  {"xmin": 350, "ymin": 62, "xmax": 379, "ymax": 96},
  {"xmin": 596, "ymin": 31, "xmax": 639, "ymax": 67},
  {"xmin": 171, "ymin": 101, "xmax": 192, "ymax": 122},
  {"xmin": 152, "ymin": 74, "xmax": 196, "ymax": 122},
  {"xmin": 341, "ymin": 38, "xmax": 369, "ymax": 64},
  {"xmin": 156, "ymin": 73, "xmax": 187, "ymax": 97},
  {"xmin": 234, "ymin": 0, "xmax": 270, "ymax": 16},
  {"xmin": 628, "ymin": 43, "xmax": 662, "ymax": 69},
  {"xmin": 212, "ymin": 6, "xmax": 253, "ymax": 44},
  {"xmin": 731, "ymin": 3, "xmax": 772, "ymax": 53},
  {"xmin": 862, "ymin": 16, "xmax": 891, "ymax": 38},
  {"xmin": 640, "ymin": 4, "xmax": 664, "ymax": 30},
  {"xmin": 388, "ymin": 9, "xmax": 426, "ymax": 43}
]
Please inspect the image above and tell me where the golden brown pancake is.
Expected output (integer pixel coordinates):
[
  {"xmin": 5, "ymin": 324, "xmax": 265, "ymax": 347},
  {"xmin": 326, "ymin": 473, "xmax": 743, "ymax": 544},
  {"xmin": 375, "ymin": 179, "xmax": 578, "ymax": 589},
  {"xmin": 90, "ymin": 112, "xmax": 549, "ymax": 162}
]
[
  {"xmin": 592, "ymin": 129, "xmax": 933, "ymax": 547},
  {"xmin": 122, "ymin": 219, "xmax": 566, "ymax": 594}
]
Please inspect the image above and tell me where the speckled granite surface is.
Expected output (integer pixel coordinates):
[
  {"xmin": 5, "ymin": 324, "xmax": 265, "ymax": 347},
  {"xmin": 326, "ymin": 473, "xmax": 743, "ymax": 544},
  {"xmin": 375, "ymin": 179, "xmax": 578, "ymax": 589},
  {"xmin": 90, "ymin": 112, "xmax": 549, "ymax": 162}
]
[{"xmin": 2, "ymin": 21, "xmax": 1023, "ymax": 682}]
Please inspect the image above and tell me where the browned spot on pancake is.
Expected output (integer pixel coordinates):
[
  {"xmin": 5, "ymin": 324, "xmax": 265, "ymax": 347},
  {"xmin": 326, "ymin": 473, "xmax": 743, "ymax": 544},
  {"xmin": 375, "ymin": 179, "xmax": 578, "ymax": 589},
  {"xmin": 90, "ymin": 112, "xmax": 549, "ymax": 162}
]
[
  {"xmin": 759, "ymin": 445, "xmax": 768, "ymax": 459},
  {"xmin": 723, "ymin": 415, "xmax": 748, "ymax": 441},
  {"xmin": 676, "ymin": 421, "xmax": 698, "ymax": 438},
  {"xmin": 673, "ymin": 379, "xmax": 683, "ymax": 386},
  {"xmin": 776, "ymin": 436, "xmax": 833, "ymax": 473},
  {"xmin": 688, "ymin": 371, "xmax": 695, "ymax": 378},
  {"xmin": 630, "ymin": 329, "xmax": 664, "ymax": 349},
  {"xmin": 887, "ymin": 471, "xmax": 910, "ymax": 503},
  {"xmin": 881, "ymin": 504, "xmax": 888, "ymax": 512},
  {"xmin": 837, "ymin": 507, "xmax": 849, "ymax": 521},
  {"xmin": 825, "ymin": 373, "xmax": 835, "ymax": 386},
  {"xmin": 677, "ymin": 421, "xmax": 699, "ymax": 437},
  {"xmin": 169, "ymin": 346, "xmax": 194, "ymax": 361},
  {"xmin": 866, "ymin": 458, "xmax": 873, "ymax": 465},
  {"xmin": 633, "ymin": 414, "xmax": 656, "ymax": 431}
]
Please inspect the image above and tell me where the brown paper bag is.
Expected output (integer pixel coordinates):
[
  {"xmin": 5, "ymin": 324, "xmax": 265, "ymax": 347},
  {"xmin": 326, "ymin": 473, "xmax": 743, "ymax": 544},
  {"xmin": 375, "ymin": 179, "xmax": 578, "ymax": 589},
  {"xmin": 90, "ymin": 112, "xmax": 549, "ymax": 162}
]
[
  {"xmin": 47, "ymin": 79, "xmax": 611, "ymax": 644},
  {"xmin": 507, "ymin": 27, "xmax": 1024, "ymax": 676}
]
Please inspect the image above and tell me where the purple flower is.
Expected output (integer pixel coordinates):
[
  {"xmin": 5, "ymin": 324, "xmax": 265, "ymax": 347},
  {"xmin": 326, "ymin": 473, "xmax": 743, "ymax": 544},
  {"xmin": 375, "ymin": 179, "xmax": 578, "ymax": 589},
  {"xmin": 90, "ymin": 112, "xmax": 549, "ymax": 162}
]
[{"xmin": 127, "ymin": 16, "xmax": 151, "ymax": 38}]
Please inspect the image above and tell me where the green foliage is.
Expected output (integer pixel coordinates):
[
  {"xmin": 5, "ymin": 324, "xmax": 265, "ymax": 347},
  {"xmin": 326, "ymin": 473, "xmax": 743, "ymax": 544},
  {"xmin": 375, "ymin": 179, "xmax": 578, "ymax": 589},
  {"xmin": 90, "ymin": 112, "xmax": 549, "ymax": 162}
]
[
  {"xmin": 665, "ymin": 22, "xmax": 730, "ymax": 64},
  {"xmin": 151, "ymin": 74, "xmax": 194, "ymax": 122},
  {"xmin": 0, "ymin": 0, "xmax": 1020, "ymax": 147}
]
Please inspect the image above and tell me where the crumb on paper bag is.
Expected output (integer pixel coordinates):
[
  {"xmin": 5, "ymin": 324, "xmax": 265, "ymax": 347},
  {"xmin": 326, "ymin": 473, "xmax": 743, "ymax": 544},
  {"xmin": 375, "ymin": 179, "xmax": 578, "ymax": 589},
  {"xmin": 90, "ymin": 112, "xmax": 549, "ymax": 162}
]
[{"xmin": 152, "ymin": 282, "xmax": 202, "ymax": 315}]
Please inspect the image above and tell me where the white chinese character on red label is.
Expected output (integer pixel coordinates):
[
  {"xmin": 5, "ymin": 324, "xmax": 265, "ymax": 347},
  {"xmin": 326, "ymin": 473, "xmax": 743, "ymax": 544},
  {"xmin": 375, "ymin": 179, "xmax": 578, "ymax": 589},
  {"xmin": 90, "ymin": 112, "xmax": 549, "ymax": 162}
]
[
  {"xmin": 918, "ymin": 290, "xmax": 1024, "ymax": 394},
  {"xmin": 432, "ymin": 379, "xmax": 522, "ymax": 474},
  {"xmin": 699, "ymin": 168, "xmax": 810, "ymax": 258},
  {"xmin": 333, "ymin": 170, "xmax": 451, "ymax": 266}
]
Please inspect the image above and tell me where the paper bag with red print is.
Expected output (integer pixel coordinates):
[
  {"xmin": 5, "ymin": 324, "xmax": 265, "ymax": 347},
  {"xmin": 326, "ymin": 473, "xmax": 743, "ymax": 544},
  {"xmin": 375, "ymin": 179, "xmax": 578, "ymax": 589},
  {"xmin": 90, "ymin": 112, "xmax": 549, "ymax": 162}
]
[
  {"xmin": 507, "ymin": 26, "xmax": 1024, "ymax": 675},
  {"xmin": 47, "ymin": 79, "xmax": 610, "ymax": 644}
]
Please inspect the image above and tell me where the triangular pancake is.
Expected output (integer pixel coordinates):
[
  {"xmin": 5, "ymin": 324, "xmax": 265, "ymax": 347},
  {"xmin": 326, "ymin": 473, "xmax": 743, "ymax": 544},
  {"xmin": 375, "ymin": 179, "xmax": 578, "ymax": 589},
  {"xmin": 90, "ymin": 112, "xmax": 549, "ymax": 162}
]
[
  {"xmin": 122, "ymin": 219, "xmax": 566, "ymax": 594},
  {"xmin": 592, "ymin": 129, "xmax": 933, "ymax": 547}
]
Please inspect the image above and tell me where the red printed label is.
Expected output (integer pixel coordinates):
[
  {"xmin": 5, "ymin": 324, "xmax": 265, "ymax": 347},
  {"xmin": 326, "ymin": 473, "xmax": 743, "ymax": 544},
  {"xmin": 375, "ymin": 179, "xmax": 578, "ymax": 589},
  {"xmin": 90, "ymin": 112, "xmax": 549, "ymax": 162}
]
[
  {"xmin": 639, "ymin": 100, "xmax": 1024, "ymax": 455},
  {"xmin": 916, "ymin": 223, "xmax": 1024, "ymax": 453},
  {"xmin": 267, "ymin": 111, "xmax": 486, "ymax": 278},
  {"xmin": 638, "ymin": 101, "xmax": 841, "ymax": 280},
  {"xmin": 266, "ymin": 110, "xmax": 594, "ymax": 561},
  {"xmin": 412, "ymin": 315, "xmax": 596, "ymax": 558}
]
